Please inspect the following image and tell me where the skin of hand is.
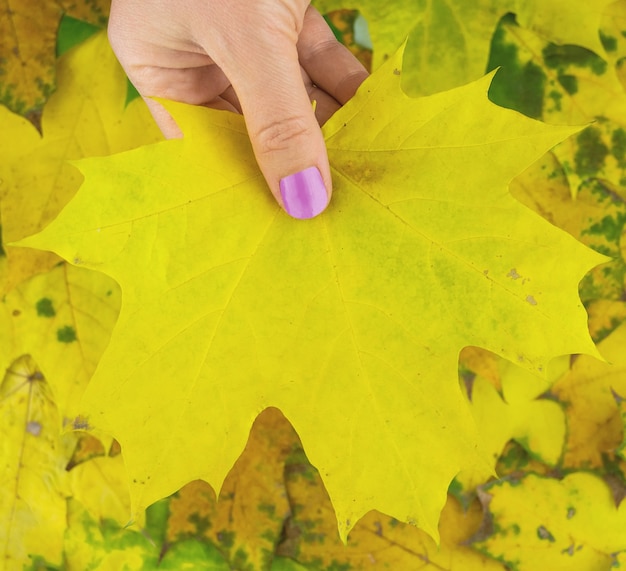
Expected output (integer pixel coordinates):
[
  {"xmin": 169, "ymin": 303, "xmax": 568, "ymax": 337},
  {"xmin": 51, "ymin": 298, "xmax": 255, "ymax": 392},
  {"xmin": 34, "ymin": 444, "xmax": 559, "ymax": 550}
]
[{"xmin": 108, "ymin": 0, "xmax": 369, "ymax": 219}]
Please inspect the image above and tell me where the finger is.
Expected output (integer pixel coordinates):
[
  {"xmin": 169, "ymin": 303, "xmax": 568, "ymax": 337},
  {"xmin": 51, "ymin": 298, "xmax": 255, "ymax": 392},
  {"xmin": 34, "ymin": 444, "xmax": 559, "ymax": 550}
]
[
  {"xmin": 130, "ymin": 63, "xmax": 232, "ymax": 106},
  {"xmin": 220, "ymin": 84, "xmax": 242, "ymax": 114},
  {"xmin": 210, "ymin": 22, "xmax": 332, "ymax": 219},
  {"xmin": 298, "ymin": 7, "xmax": 369, "ymax": 104}
]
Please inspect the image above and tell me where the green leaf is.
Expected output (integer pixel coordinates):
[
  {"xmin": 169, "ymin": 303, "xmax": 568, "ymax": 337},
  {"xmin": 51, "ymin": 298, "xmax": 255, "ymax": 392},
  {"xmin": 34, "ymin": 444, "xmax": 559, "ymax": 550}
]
[{"xmin": 22, "ymin": 44, "xmax": 603, "ymax": 541}]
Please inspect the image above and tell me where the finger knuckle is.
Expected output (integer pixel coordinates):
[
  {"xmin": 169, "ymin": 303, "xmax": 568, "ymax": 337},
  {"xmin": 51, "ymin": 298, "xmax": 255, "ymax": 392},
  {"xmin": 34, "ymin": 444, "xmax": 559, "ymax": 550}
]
[{"xmin": 254, "ymin": 116, "xmax": 313, "ymax": 154}]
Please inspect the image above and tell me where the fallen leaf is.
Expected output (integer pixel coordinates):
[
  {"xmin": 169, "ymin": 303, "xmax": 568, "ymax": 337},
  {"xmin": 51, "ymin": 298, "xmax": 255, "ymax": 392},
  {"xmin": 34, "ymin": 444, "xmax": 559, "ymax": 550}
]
[
  {"xmin": 487, "ymin": 12, "xmax": 626, "ymax": 198},
  {"xmin": 552, "ymin": 321, "xmax": 626, "ymax": 468},
  {"xmin": 0, "ymin": 263, "xmax": 120, "ymax": 420},
  {"xmin": 22, "ymin": 44, "xmax": 604, "ymax": 540},
  {"xmin": 458, "ymin": 372, "xmax": 566, "ymax": 491},
  {"xmin": 456, "ymin": 356, "xmax": 568, "ymax": 493},
  {"xmin": 0, "ymin": 355, "xmax": 73, "ymax": 570},
  {"xmin": 473, "ymin": 472, "xmax": 626, "ymax": 570},
  {"xmin": 514, "ymin": 0, "xmax": 613, "ymax": 57},
  {"xmin": 68, "ymin": 454, "xmax": 136, "ymax": 528}
]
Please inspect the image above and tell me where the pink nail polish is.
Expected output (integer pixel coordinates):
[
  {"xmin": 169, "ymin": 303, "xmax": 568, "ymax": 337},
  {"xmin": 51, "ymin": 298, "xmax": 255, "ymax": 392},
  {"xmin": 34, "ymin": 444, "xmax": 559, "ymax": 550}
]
[{"xmin": 279, "ymin": 166, "xmax": 328, "ymax": 219}]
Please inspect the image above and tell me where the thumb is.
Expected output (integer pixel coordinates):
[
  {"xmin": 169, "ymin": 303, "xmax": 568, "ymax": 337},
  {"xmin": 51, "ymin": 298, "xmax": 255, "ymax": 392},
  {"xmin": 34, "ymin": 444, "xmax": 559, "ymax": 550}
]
[{"xmin": 221, "ymin": 37, "xmax": 331, "ymax": 219}]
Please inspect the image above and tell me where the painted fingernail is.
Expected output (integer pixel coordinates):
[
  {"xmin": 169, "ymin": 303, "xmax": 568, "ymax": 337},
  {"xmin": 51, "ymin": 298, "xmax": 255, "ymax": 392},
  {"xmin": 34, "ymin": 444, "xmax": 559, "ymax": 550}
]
[{"xmin": 279, "ymin": 166, "xmax": 328, "ymax": 219}]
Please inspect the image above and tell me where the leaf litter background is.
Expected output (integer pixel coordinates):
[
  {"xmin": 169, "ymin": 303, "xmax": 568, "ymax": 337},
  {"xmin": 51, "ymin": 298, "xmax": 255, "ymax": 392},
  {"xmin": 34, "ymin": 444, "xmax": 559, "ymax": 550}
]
[{"xmin": 2, "ymin": 1, "xmax": 626, "ymax": 570}]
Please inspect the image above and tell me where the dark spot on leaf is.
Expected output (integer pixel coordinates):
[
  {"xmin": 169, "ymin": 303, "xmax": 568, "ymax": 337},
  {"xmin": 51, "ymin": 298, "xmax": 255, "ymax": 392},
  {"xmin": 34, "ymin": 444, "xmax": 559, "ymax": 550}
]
[
  {"xmin": 548, "ymin": 89, "xmax": 563, "ymax": 111},
  {"xmin": 567, "ymin": 506, "xmax": 576, "ymax": 519},
  {"xmin": 0, "ymin": 224, "xmax": 5, "ymax": 257},
  {"xmin": 526, "ymin": 295, "xmax": 538, "ymax": 306},
  {"xmin": 106, "ymin": 290, "xmax": 112, "ymax": 296},
  {"xmin": 12, "ymin": 309, "xmax": 20, "ymax": 317},
  {"xmin": 584, "ymin": 213, "xmax": 626, "ymax": 242},
  {"xmin": 611, "ymin": 128, "xmax": 626, "ymax": 167},
  {"xmin": 26, "ymin": 421, "xmax": 42, "ymax": 436},
  {"xmin": 575, "ymin": 127, "xmax": 609, "ymax": 176},
  {"xmin": 216, "ymin": 530, "xmax": 235, "ymax": 548},
  {"xmin": 600, "ymin": 31, "xmax": 618, "ymax": 52},
  {"xmin": 393, "ymin": 68, "xmax": 401, "ymax": 75},
  {"xmin": 73, "ymin": 416, "xmax": 90, "ymax": 430},
  {"xmin": 557, "ymin": 74, "xmax": 578, "ymax": 95},
  {"xmin": 36, "ymin": 297, "xmax": 55, "ymax": 317},
  {"xmin": 542, "ymin": 43, "xmax": 607, "ymax": 76},
  {"xmin": 57, "ymin": 325, "xmax": 77, "ymax": 343},
  {"xmin": 507, "ymin": 268, "xmax": 521, "ymax": 280},
  {"xmin": 537, "ymin": 525, "xmax": 555, "ymax": 542}
]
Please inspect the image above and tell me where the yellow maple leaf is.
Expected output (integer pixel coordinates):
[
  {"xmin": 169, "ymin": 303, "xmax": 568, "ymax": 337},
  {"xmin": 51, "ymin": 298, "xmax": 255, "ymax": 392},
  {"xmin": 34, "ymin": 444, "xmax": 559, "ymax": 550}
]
[
  {"xmin": 457, "ymin": 363, "xmax": 568, "ymax": 492},
  {"xmin": 21, "ymin": 44, "xmax": 604, "ymax": 541},
  {"xmin": 0, "ymin": 29, "xmax": 162, "ymax": 294}
]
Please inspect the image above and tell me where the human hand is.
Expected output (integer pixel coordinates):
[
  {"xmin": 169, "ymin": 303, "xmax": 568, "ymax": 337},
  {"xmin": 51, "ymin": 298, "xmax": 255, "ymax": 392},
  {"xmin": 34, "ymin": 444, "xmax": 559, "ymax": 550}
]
[{"xmin": 108, "ymin": 0, "xmax": 369, "ymax": 219}]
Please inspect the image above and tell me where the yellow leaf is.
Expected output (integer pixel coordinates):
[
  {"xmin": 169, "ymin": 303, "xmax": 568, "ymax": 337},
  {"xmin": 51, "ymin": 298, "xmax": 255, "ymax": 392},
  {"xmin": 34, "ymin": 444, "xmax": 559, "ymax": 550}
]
[
  {"xmin": 0, "ymin": 263, "xmax": 120, "ymax": 420},
  {"xmin": 0, "ymin": 355, "xmax": 72, "ymax": 570},
  {"xmin": 0, "ymin": 29, "xmax": 162, "ymax": 294},
  {"xmin": 552, "ymin": 322, "xmax": 626, "ymax": 468},
  {"xmin": 514, "ymin": 0, "xmax": 613, "ymax": 57},
  {"xmin": 68, "ymin": 454, "xmax": 137, "ymax": 528},
  {"xmin": 474, "ymin": 472, "xmax": 626, "ymax": 570},
  {"xmin": 22, "ymin": 44, "xmax": 604, "ymax": 541},
  {"xmin": 457, "ymin": 360, "xmax": 567, "ymax": 491}
]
